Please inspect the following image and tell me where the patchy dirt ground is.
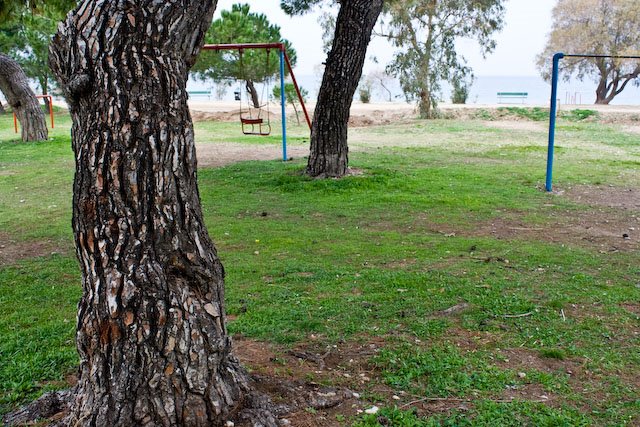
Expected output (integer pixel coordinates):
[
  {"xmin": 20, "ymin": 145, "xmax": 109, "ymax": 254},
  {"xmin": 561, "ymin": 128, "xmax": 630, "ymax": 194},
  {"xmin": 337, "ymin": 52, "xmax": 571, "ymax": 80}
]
[
  {"xmin": 549, "ymin": 185, "xmax": 640, "ymax": 251},
  {"xmin": 413, "ymin": 184, "xmax": 640, "ymax": 253},
  {"xmin": 562, "ymin": 185, "xmax": 640, "ymax": 210},
  {"xmin": 469, "ymin": 208, "xmax": 639, "ymax": 253},
  {"xmin": 0, "ymin": 232, "xmax": 70, "ymax": 266},
  {"xmin": 232, "ymin": 337, "xmax": 382, "ymax": 426},
  {"xmin": 231, "ymin": 335, "xmax": 481, "ymax": 426},
  {"xmin": 195, "ymin": 142, "xmax": 309, "ymax": 169}
]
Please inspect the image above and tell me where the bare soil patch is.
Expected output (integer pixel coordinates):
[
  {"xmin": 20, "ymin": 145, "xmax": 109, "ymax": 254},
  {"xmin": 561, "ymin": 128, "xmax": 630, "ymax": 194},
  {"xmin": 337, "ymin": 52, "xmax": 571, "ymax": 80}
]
[
  {"xmin": 469, "ymin": 209, "xmax": 638, "ymax": 252},
  {"xmin": 495, "ymin": 348, "xmax": 582, "ymax": 376},
  {"xmin": 0, "ymin": 233, "xmax": 69, "ymax": 266},
  {"xmin": 232, "ymin": 336, "xmax": 387, "ymax": 426},
  {"xmin": 233, "ymin": 335, "xmax": 383, "ymax": 388},
  {"xmin": 411, "ymin": 185, "xmax": 640, "ymax": 252},
  {"xmin": 348, "ymin": 109, "xmax": 415, "ymax": 128},
  {"xmin": 195, "ymin": 142, "xmax": 308, "ymax": 169},
  {"xmin": 370, "ymin": 192, "xmax": 638, "ymax": 253},
  {"xmin": 561, "ymin": 185, "xmax": 640, "ymax": 210},
  {"xmin": 620, "ymin": 303, "xmax": 640, "ymax": 317}
]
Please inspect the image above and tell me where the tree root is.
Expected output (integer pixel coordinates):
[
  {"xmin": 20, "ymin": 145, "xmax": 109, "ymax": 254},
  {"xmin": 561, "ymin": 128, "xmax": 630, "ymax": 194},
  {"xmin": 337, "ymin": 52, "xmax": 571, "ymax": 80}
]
[
  {"xmin": 3, "ymin": 390, "xmax": 71, "ymax": 426},
  {"xmin": 232, "ymin": 374, "xmax": 355, "ymax": 426},
  {"xmin": 4, "ymin": 375, "xmax": 354, "ymax": 427}
]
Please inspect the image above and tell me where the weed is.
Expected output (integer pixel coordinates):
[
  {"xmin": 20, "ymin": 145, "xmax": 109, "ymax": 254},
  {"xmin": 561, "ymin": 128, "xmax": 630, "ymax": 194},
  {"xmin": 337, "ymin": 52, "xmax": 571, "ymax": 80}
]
[
  {"xmin": 539, "ymin": 348, "xmax": 566, "ymax": 360},
  {"xmin": 498, "ymin": 107, "xmax": 550, "ymax": 121}
]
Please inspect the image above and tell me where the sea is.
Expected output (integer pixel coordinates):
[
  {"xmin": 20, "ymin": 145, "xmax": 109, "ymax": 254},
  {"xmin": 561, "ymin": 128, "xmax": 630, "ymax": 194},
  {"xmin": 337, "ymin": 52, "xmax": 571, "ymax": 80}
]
[{"xmin": 188, "ymin": 74, "xmax": 640, "ymax": 107}]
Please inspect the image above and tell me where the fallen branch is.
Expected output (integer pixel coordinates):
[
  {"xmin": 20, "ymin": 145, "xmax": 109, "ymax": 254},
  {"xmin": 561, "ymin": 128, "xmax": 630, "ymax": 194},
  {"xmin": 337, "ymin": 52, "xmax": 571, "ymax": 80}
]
[
  {"xmin": 508, "ymin": 227, "xmax": 544, "ymax": 231},
  {"xmin": 400, "ymin": 395, "xmax": 549, "ymax": 408},
  {"xmin": 497, "ymin": 312, "xmax": 533, "ymax": 319},
  {"xmin": 288, "ymin": 348, "xmax": 332, "ymax": 369}
]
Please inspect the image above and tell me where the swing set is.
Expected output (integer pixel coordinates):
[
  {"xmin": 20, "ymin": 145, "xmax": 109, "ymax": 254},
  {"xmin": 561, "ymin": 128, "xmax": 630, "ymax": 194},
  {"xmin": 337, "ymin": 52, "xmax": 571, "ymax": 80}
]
[
  {"xmin": 202, "ymin": 43, "xmax": 311, "ymax": 161},
  {"xmin": 234, "ymin": 49, "xmax": 272, "ymax": 136},
  {"xmin": 545, "ymin": 52, "xmax": 640, "ymax": 191}
]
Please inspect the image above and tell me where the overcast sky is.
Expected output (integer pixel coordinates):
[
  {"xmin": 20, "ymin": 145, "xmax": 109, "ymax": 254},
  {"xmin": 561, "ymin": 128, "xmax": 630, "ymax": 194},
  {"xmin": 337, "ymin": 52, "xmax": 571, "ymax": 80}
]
[{"xmin": 213, "ymin": 0, "xmax": 558, "ymax": 77}]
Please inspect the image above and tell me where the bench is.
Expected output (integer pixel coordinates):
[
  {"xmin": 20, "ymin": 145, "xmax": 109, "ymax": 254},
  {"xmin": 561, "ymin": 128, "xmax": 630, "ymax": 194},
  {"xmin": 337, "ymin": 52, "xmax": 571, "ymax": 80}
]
[
  {"xmin": 188, "ymin": 90, "xmax": 212, "ymax": 100},
  {"xmin": 497, "ymin": 92, "xmax": 528, "ymax": 104}
]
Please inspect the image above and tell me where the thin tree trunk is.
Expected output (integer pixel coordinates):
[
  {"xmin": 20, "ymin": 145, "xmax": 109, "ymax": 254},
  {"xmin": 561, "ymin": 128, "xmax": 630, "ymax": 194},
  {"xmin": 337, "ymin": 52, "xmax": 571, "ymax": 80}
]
[
  {"xmin": 0, "ymin": 101, "xmax": 5, "ymax": 114},
  {"xmin": 380, "ymin": 81, "xmax": 392, "ymax": 102},
  {"xmin": 245, "ymin": 79, "xmax": 260, "ymax": 108},
  {"xmin": 40, "ymin": 77, "xmax": 51, "ymax": 114},
  {"xmin": 595, "ymin": 76, "xmax": 612, "ymax": 104},
  {"xmin": 595, "ymin": 63, "xmax": 612, "ymax": 104},
  {"xmin": 419, "ymin": 3, "xmax": 436, "ymax": 119},
  {"xmin": 419, "ymin": 89, "xmax": 433, "ymax": 118},
  {"xmin": 49, "ymin": 1, "xmax": 250, "ymax": 425},
  {"xmin": 306, "ymin": 0, "xmax": 384, "ymax": 178},
  {"xmin": 0, "ymin": 53, "xmax": 48, "ymax": 141},
  {"xmin": 292, "ymin": 101, "xmax": 300, "ymax": 125}
]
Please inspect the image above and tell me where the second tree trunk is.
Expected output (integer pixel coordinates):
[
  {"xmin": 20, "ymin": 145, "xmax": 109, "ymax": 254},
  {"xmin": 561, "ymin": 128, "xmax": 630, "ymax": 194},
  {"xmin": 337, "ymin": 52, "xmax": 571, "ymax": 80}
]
[{"xmin": 306, "ymin": 0, "xmax": 384, "ymax": 178}]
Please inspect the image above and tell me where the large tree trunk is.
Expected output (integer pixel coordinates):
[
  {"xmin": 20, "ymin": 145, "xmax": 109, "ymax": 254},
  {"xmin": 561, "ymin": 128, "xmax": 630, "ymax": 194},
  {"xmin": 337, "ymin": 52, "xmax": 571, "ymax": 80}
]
[
  {"xmin": 0, "ymin": 53, "xmax": 48, "ymax": 142},
  {"xmin": 306, "ymin": 0, "xmax": 383, "ymax": 178},
  {"xmin": 49, "ymin": 1, "xmax": 250, "ymax": 425}
]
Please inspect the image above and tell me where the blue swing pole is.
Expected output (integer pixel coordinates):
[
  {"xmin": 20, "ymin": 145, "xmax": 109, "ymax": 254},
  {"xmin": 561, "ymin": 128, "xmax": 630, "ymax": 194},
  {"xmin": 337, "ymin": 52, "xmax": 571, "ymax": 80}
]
[
  {"xmin": 545, "ymin": 52, "xmax": 564, "ymax": 192},
  {"xmin": 279, "ymin": 47, "xmax": 287, "ymax": 162}
]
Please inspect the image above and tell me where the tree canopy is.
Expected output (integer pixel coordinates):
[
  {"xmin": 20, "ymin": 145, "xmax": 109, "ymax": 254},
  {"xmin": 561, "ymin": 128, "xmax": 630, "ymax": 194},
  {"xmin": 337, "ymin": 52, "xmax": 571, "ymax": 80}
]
[
  {"xmin": 280, "ymin": 0, "xmax": 333, "ymax": 16},
  {"xmin": 0, "ymin": 0, "xmax": 72, "ymax": 26},
  {"xmin": 537, "ymin": 0, "xmax": 640, "ymax": 104},
  {"xmin": 382, "ymin": 0, "xmax": 505, "ymax": 118},
  {"xmin": 0, "ymin": 0, "xmax": 73, "ymax": 100},
  {"xmin": 192, "ymin": 3, "xmax": 296, "ymax": 107}
]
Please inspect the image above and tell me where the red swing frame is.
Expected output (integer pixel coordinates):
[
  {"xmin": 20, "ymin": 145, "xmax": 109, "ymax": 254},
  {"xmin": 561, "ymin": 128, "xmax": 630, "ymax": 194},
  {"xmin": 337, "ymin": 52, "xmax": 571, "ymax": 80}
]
[{"xmin": 202, "ymin": 43, "xmax": 311, "ymax": 132}]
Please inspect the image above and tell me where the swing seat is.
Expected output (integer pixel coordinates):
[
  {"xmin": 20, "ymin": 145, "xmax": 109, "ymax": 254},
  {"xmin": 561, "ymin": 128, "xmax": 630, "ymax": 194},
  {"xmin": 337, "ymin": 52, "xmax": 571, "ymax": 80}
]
[
  {"xmin": 241, "ymin": 115, "xmax": 271, "ymax": 136},
  {"xmin": 241, "ymin": 117, "xmax": 264, "ymax": 125}
]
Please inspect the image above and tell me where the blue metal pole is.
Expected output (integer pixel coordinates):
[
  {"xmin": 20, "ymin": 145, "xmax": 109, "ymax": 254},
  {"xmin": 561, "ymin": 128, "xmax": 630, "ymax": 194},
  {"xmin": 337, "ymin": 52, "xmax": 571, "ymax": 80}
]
[
  {"xmin": 546, "ymin": 52, "xmax": 564, "ymax": 192},
  {"xmin": 279, "ymin": 48, "xmax": 287, "ymax": 162}
]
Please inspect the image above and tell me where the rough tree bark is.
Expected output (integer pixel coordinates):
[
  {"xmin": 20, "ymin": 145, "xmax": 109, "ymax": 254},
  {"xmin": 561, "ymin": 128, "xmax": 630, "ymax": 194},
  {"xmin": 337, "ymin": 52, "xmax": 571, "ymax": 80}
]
[
  {"xmin": 49, "ymin": 1, "xmax": 251, "ymax": 425},
  {"xmin": 306, "ymin": 0, "xmax": 384, "ymax": 178},
  {"xmin": 0, "ymin": 53, "xmax": 48, "ymax": 141}
]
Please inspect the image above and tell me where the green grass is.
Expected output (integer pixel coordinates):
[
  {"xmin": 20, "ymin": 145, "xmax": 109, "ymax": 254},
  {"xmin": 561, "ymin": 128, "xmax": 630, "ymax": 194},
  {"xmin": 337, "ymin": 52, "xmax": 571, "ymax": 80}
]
[
  {"xmin": 194, "ymin": 119, "xmax": 310, "ymax": 145},
  {"xmin": 0, "ymin": 256, "xmax": 80, "ymax": 415},
  {"xmin": 492, "ymin": 107, "xmax": 598, "ymax": 123},
  {"xmin": 1, "ymin": 109, "xmax": 639, "ymax": 425},
  {"xmin": 354, "ymin": 402, "xmax": 593, "ymax": 426},
  {"xmin": 498, "ymin": 106, "xmax": 550, "ymax": 121}
]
